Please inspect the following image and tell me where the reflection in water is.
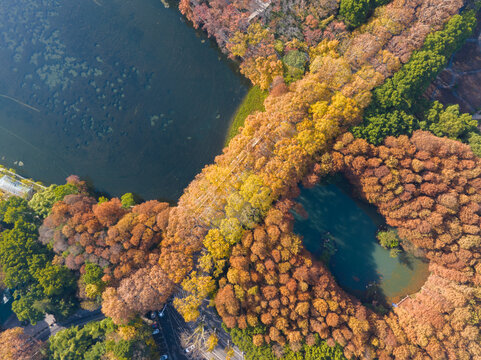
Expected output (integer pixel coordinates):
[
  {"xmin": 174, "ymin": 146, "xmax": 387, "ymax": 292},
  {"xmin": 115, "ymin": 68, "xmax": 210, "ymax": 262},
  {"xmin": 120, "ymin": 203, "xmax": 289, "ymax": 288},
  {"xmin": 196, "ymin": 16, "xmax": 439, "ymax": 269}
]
[
  {"xmin": 292, "ymin": 177, "xmax": 429, "ymax": 304},
  {"xmin": 0, "ymin": 0, "xmax": 248, "ymax": 200}
]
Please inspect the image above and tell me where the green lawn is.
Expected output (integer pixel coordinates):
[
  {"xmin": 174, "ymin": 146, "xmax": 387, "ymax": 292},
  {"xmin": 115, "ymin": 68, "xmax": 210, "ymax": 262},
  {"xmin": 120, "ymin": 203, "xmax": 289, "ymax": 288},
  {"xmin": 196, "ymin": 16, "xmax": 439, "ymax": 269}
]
[{"xmin": 225, "ymin": 86, "xmax": 268, "ymax": 146}]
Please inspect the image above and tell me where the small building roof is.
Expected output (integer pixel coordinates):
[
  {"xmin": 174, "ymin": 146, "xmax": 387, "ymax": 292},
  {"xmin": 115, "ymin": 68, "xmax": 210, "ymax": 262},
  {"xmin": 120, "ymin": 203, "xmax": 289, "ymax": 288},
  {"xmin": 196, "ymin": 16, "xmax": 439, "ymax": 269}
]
[{"xmin": 0, "ymin": 175, "xmax": 34, "ymax": 198}]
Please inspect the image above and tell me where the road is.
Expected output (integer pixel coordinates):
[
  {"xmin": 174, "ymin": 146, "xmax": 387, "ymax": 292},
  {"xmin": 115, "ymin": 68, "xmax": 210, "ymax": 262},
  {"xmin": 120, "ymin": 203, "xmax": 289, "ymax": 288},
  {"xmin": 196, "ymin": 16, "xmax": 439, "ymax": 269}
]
[
  {"xmin": 157, "ymin": 301, "xmax": 246, "ymax": 360},
  {"xmin": 2, "ymin": 298, "xmax": 244, "ymax": 360},
  {"xmin": 2, "ymin": 308, "xmax": 105, "ymax": 341}
]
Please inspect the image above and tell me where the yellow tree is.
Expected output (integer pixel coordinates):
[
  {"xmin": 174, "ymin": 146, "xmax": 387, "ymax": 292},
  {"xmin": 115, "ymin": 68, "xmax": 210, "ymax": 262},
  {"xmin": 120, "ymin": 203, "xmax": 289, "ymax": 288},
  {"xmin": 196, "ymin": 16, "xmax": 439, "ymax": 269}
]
[
  {"xmin": 240, "ymin": 55, "xmax": 284, "ymax": 90},
  {"xmin": 206, "ymin": 332, "xmax": 219, "ymax": 352}
]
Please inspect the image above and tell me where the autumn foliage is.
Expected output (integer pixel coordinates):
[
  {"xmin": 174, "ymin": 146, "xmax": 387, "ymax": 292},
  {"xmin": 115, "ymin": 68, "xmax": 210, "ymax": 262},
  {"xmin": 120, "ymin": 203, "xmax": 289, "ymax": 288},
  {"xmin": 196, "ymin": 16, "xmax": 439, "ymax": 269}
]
[
  {"xmin": 34, "ymin": 2, "xmax": 480, "ymax": 359},
  {"xmin": 332, "ymin": 131, "xmax": 481, "ymax": 283},
  {"xmin": 214, "ymin": 130, "xmax": 481, "ymax": 359},
  {"xmin": 38, "ymin": 195, "xmax": 175, "ymax": 320},
  {"xmin": 160, "ymin": 0, "xmax": 465, "ymax": 325},
  {"xmin": 40, "ymin": 197, "xmax": 169, "ymax": 283},
  {"xmin": 0, "ymin": 328, "xmax": 45, "ymax": 360}
]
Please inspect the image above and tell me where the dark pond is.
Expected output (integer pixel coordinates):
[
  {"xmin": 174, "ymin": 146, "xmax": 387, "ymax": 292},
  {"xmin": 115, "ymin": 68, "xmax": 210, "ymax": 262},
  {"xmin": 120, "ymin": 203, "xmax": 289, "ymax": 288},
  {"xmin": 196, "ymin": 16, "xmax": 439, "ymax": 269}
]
[
  {"xmin": 292, "ymin": 177, "xmax": 429, "ymax": 305},
  {"xmin": 0, "ymin": 0, "xmax": 248, "ymax": 201}
]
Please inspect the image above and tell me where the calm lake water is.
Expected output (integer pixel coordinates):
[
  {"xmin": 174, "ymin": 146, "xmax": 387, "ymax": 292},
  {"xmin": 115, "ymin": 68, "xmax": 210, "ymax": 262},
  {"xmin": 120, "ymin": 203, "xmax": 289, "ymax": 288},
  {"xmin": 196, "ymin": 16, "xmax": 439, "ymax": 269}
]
[
  {"xmin": 292, "ymin": 177, "xmax": 429, "ymax": 304},
  {"xmin": 0, "ymin": 0, "xmax": 248, "ymax": 201}
]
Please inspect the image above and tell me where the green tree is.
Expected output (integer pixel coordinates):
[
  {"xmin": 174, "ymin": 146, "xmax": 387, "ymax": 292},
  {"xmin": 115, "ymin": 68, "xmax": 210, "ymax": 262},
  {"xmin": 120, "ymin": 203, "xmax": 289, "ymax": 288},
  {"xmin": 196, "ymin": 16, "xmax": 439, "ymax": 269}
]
[
  {"xmin": 420, "ymin": 102, "xmax": 477, "ymax": 140},
  {"xmin": 377, "ymin": 229, "xmax": 399, "ymax": 249},
  {"xmin": 372, "ymin": 12, "xmax": 475, "ymax": 113},
  {"xmin": 11, "ymin": 287, "xmax": 45, "ymax": 324},
  {"xmin": 0, "ymin": 197, "xmax": 35, "ymax": 224},
  {"xmin": 468, "ymin": 132, "xmax": 481, "ymax": 157},
  {"xmin": 48, "ymin": 326, "xmax": 95, "ymax": 360},
  {"xmin": 352, "ymin": 110, "xmax": 416, "ymax": 145},
  {"xmin": 48, "ymin": 318, "xmax": 158, "ymax": 360},
  {"xmin": 97, "ymin": 196, "xmax": 109, "ymax": 204},
  {"xmin": 84, "ymin": 342, "xmax": 106, "ymax": 360},
  {"xmin": 0, "ymin": 212, "xmax": 77, "ymax": 324},
  {"xmin": 83, "ymin": 263, "xmax": 105, "ymax": 285},
  {"xmin": 283, "ymin": 50, "xmax": 308, "ymax": 82},
  {"xmin": 339, "ymin": 0, "xmax": 371, "ymax": 28},
  {"xmin": 423, "ymin": 12, "xmax": 477, "ymax": 56},
  {"xmin": 105, "ymin": 339, "xmax": 133, "ymax": 360},
  {"xmin": 373, "ymin": 51, "xmax": 446, "ymax": 111},
  {"xmin": 120, "ymin": 193, "xmax": 136, "ymax": 208},
  {"xmin": 36, "ymin": 264, "xmax": 76, "ymax": 297},
  {"xmin": 0, "ymin": 220, "xmax": 48, "ymax": 290},
  {"xmin": 81, "ymin": 263, "xmax": 106, "ymax": 301},
  {"xmin": 28, "ymin": 183, "xmax": 78, "ymax": 219}
]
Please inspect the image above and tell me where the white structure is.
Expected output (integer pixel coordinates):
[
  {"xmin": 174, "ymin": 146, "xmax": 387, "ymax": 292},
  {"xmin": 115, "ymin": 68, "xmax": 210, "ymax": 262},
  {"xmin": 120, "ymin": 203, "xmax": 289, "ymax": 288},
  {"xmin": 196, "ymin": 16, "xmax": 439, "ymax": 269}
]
[{"xmin": 0, "ymin": 175, "xmax": 34, "ymax": 198}]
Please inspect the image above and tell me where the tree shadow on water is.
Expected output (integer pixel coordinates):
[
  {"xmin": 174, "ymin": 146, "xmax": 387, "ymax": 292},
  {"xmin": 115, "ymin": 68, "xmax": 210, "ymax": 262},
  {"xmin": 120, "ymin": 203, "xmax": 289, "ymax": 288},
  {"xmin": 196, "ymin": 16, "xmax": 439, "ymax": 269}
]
[{"xmin": 397, "ymin": 251, "xmax": 414, "ymax": 270}]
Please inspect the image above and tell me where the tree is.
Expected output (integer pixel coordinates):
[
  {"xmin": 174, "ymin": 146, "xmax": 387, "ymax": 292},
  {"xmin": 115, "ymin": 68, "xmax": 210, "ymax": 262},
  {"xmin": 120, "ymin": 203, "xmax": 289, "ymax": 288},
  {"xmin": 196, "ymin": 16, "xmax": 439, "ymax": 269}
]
[
  {"xmin": 0, "ymin": 217, "xmax": 77, "ymax": 324},
  {"xmin": 339, "ymin": 0, "xmax": 371, "ymax": 28},
  {"xmin": 283, "ymin": 50, "xmax": 308, "ymax": 82},
  {"xmin": 377, "ymin": 230, "xmax": 399, "ymax": 249},
  {"xmin": 92, "ymin": 198, "xmax": 126, "ymax": 227},
  {"xmin": 371, "ymin": 11, "xmax": 476, "ymax": 113},
  {"xmin": 373, "ymin": 50, "xmax": 446, "ymax": 111},
  {"xmin": 101, "ymin": 287, "xmax": 135, "ymax": 325},
  {"xmin": 206, "ymin": 332, "xmax": 219, "ymax": 352},
  {"xmin": 28, "ymin": 183, "xmax": 78, "ymax": 219},
  {"xmin": 352, "ymin": 110, "xmax": 417, "ymax": 145},
  {"xmin": 421, "ymin": 102, "xmax": 477, "ymax": 140},
  {"xmin": 48, "ymin": 326, "xmax": 95, "ymax": 360},
  {"xmin": 48, "ymin": 318, "xmax": 158, "ymax": 360},
  {"xmin": 0, "ymin": 328, "xmax": 45, "ymax": 360},
  {"xmin": 11, "ymin": 289, "xmax": 45, "ymax": 324},
  {"xmin": 37, "ymin": 264, "xmax": 76, "ymax": 297},
  {"xmin": 83, "ymin": 263, "xmax": 105, "ymax": 285},
  {"xmin": 81, "ymin": 263, "xmax": 106, "ymax": 301},
  {"xmin": 120, "ymin": 193, "xmax": 136, "ymax": 208},
  {"xmin": 468, "ymin": 132, "xmax": 481, "ymax": 157},
  {"xmin": 0, "ymin": 197, "xmax": 35, "ymax": 225},
  {"xmin": 240, "ymin": 56, "xmax": 284, "ymax": 90}
]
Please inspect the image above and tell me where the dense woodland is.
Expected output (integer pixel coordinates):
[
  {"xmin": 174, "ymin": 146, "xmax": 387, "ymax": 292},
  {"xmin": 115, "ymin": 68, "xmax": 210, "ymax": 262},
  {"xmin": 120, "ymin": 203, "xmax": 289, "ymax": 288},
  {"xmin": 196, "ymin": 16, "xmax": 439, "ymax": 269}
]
[{"xmin": 1, "ymin": 0, "xmax": 481, "ymax": 358}]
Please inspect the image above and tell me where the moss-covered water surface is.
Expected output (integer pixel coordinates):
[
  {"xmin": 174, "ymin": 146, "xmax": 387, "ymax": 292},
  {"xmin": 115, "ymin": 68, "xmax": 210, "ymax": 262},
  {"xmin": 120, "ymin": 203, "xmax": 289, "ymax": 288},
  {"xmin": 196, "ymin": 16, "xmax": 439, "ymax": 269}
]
[
  {"xmin": 0, "ymin": 0, "xmax": 248, "ymax": 200},
  {"xmin": 292, "ymin": 177, "xmax": 429, "ymax": 305}
]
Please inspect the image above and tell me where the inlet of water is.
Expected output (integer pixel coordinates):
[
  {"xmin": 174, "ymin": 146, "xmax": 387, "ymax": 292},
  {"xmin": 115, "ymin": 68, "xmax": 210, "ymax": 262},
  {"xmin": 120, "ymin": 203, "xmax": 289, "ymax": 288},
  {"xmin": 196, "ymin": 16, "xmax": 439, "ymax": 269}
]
[{"xmin": 292, "ymin": 176, "xmax": 429, "ymax": 305}]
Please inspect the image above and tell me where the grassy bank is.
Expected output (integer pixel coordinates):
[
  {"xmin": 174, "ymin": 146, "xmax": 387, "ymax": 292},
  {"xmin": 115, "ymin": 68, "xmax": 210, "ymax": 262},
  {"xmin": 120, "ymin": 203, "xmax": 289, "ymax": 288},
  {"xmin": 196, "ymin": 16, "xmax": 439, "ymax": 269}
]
[{"xmin": 225, "ymin": 86, "xmax": 268, "ymax": 146}]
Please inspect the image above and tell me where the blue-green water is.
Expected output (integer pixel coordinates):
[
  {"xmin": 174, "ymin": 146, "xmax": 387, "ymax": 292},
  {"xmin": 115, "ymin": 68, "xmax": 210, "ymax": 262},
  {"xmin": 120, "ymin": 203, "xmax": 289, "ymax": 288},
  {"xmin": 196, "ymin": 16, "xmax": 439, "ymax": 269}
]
[
  {"xmin": 0, "ymin": 300, "xmax": 12, "ymax": 324},
  {"xmin": 0, "ymin": 0, "xmax": 247, "ymax": 200},
  {"xmin": 292, "ymin": 178, "xmax": 429, "ymax": 304}
]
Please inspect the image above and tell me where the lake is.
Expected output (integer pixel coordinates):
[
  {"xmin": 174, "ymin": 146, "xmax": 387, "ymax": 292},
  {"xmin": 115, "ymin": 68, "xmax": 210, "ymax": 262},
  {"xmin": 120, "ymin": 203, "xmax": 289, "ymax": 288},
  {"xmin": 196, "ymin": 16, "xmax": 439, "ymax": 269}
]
[
  {"xmin": 292, "ymin": 177, "xmax": 429, "ymax": 305},
  {"xmin": 0, "ymin": 0, "xmax": 248, "ymax": 201}
]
